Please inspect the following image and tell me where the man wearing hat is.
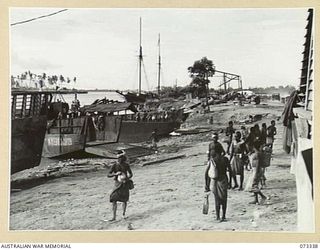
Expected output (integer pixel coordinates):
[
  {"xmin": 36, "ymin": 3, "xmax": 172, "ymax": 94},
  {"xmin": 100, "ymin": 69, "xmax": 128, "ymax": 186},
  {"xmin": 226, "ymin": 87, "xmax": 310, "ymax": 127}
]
[{"xmin": 107, "ymin": 150, "xmax": 133, "ymax": 221}]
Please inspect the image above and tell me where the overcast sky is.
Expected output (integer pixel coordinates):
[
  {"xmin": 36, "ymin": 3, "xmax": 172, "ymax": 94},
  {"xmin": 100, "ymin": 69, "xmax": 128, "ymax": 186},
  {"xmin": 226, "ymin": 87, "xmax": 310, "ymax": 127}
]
[{"xmin": 10, "ymin": 8, "xmax": 308, "ymax": 91}]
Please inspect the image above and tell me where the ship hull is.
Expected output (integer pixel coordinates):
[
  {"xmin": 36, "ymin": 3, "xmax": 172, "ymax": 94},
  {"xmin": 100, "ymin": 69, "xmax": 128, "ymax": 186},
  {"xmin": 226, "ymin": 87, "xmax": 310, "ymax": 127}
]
[
  {"xmin": 42, "ymin": 115, "xmax": 181, "ymax": 157},
  {"xmin": 42, "ymin": 115, "xmax": 122, "ymax": 158},
  {"xmin": 42, "ymin": 117, "xmax": 87, "ymax": 158},
  {"xmin": 11, "ymin": 116, "xmax": 47, "ymax": 174},
  {"xmin": 42, "ymin": 133, "xmax": 85, "ymax": 158},
  {"xmin": 118, "ymin": 120, "xmax": 180, "ymax": 143}
]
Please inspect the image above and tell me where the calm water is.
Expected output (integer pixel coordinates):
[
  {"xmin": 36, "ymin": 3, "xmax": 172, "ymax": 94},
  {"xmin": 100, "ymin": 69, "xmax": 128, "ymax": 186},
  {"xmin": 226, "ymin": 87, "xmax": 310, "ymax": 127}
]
[{"xmin": 61, "ymin": 91, "xmax": 126, "ymax": 106}]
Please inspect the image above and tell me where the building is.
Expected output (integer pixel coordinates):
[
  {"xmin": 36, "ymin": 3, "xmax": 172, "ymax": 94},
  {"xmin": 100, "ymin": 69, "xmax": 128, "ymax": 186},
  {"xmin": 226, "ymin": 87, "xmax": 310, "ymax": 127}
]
[{"xmin": 283, "ymin": 8, "xmax": 314, "ymax": 232}]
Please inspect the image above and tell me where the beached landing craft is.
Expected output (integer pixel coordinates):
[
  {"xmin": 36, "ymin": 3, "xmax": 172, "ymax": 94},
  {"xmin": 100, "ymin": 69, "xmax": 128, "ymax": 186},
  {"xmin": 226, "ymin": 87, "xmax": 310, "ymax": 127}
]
[
  {"xmin": 82, "ymin": 99, "xmax": 185, "ymax": 143},
  {"xmin": 11, "ymin": 89, "xmax": 52, "ymax": 174},
  {"xmin": 42, "ymin": 96, "xmax": 186, "ymax": 158},
  {"xmin": 42, "ymin": 95, "xmax": 122, "ymax": 158},
  {"xmin": 42, "ymin": 116, "xmax": 88, "ymax": 158},
  {"xmin": 41, "ymin": 91, "xmax": 92, "ymax": 158}
]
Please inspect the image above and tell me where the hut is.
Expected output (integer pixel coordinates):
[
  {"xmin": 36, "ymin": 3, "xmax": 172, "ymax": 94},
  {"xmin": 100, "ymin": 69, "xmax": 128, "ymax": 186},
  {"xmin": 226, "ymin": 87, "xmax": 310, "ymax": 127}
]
[{"xmin": 282, "ymin": 9, "xmax": 314, "ymax": 232}]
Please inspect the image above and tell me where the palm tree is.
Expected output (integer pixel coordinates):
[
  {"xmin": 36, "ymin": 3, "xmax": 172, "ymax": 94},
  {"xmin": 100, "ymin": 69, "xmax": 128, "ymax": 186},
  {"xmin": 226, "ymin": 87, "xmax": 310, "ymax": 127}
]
[{"xmin": 59, "ymin": 75, "xmax": 65, "ymax": 83}]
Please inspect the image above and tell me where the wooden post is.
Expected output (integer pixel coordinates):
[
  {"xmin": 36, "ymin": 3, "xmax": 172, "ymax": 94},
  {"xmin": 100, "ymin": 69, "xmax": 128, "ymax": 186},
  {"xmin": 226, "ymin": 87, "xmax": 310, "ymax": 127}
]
[
  {"xmin": 21, "ymin": 94, "xmax": 27, "ymax": 118},
  {"xmin": 223, "ymin": 73, "xmax": 227, "ymax": 92},
  {"xmin": 11, "ymin": 95, "xmax": 16, "ymax": 119}
]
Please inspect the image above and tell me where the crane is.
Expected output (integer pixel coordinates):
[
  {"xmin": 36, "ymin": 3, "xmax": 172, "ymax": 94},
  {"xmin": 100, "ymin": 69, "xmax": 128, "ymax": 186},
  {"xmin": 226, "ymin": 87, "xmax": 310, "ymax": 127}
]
[{"xmin": 214, "ymin": 69, "xmax": 242, "ymax": 92}]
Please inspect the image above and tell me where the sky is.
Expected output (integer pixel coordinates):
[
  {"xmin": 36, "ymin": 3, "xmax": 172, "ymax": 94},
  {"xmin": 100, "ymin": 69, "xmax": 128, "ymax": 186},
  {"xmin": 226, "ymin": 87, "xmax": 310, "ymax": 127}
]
[{"xmin": 10, "ymin": 8, "xmax": 308, "ymax": 91}]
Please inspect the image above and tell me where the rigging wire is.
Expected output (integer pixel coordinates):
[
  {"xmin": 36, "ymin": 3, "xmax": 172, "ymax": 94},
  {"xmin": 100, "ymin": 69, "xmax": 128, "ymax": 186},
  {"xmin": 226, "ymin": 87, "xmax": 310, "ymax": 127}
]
[
  {"xmin": 11, "ymin": 9, "xmax": 68, "ymax": 26},
  {"xmin": 141, "ymin": 60, "xmax": 150, "ymax": 91},
  {"xmin": 131, "ymin": 59, "xmax": 139, "ymax": 91}
]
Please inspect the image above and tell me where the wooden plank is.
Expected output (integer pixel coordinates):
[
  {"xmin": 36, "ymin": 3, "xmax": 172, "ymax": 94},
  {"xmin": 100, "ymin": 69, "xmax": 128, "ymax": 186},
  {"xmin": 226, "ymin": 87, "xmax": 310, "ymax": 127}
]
[
  {"xmin": 142, "ymin": 154, "xmax": 186, "ymax": 166},
  {"xmin": 293, "ymin": 107, "xmax": 312, "ymax": 121},
  {"xmin": 85, "ymin": 142, "xmax": 153, "ymax": 159},
  {"xmin": 295, "ymin": 118, "xmax": 309, "ymax": 138}
]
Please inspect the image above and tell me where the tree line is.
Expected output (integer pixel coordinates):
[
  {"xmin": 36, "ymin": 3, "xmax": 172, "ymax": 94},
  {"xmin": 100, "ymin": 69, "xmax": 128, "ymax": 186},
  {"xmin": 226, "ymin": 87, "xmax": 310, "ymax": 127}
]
[{"xmin": 11, "ymin": 71, "xmax": 77, "ymax": 88}]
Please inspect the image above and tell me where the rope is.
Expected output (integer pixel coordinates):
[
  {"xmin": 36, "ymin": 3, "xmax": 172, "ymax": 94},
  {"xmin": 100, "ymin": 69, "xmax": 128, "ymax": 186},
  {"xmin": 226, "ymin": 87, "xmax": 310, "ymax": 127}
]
[
  {"xmin": 131, "ymin": 59, "xmax": 139, "ymax": 91},
  {"xmin": 141, "ymin": 60, "xmax": 150, "ymax": 91}
]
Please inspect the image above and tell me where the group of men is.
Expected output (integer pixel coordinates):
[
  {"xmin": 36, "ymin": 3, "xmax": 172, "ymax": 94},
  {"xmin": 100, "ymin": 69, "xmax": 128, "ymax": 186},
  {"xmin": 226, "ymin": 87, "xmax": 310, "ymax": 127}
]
[{"xmin": 205, "ymin": 119, "xmax": 277, "ymax": 221}]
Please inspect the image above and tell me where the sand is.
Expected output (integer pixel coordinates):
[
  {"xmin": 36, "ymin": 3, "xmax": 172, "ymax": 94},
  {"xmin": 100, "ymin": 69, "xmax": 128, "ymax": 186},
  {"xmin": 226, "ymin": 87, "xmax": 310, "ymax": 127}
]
[{"xmin": 9, "ymin": 101, "xmax": 297, "ymax": 231}]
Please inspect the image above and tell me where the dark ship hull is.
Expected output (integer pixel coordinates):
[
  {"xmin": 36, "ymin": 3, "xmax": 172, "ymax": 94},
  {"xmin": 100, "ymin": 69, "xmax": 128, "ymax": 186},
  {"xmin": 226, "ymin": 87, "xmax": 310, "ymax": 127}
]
[
  {"xmin": 11, "ymin": 90, "xmax": 52, "ymax": 174},
  {"xmin": 42, "ymin": 100, "xmax": 185, "ymax": 158},
  {"xmin": 118, "ymin": 119, "xmax": 180, "ymax": 143}
]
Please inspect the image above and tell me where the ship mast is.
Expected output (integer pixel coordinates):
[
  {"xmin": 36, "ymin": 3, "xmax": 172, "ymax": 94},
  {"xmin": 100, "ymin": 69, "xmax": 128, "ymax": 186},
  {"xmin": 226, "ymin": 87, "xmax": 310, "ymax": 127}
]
[
  {"xmin": 138, "ymin": 17, "xmax": 143, "ymax": 95},
  {"xmin": 157, "ymin": 33, "xmax": 161, "ymax": 96}
]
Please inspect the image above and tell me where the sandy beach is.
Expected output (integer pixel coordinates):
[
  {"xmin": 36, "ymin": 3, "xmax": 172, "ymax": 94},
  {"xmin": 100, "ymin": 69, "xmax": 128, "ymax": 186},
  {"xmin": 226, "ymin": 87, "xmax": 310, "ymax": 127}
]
[{"xmin": 10, "ymin": 101, "xmax": 297, "ymax": 231}]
